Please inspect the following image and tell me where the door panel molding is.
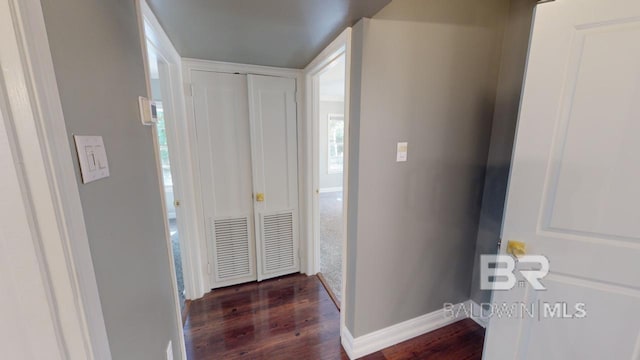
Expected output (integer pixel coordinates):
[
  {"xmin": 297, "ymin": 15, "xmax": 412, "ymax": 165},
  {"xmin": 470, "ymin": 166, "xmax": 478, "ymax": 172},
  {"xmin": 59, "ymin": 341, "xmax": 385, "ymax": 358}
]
[
  {"xmin": 248, "ymin": 74, "xmax": 301, "ymax": 281},
  {"xmin": 191, "ymin": 71, "xmax": 257, "ymax": 288},
  {"xmin": 484, "ymin": 0, "xmax": 640, "ymax": 358}
]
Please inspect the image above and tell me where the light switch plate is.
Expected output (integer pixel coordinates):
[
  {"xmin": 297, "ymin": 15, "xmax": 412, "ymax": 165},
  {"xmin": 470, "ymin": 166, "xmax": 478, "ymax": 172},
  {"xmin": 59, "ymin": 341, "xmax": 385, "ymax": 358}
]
[
  {"xmin": 396, "ymin": 142, "xmax": 408, "ymax": 162},
  {"xmin": 74, "ymin": 135, "xmax": 110, "ymax": 184}
]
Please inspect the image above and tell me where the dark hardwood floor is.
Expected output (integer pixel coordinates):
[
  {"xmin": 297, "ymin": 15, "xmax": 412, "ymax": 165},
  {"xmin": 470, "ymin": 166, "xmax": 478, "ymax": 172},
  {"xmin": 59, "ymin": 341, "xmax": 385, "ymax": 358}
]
[{"xmin": 184, "ymin": 274, "xmax": 485, "ymax": 359}]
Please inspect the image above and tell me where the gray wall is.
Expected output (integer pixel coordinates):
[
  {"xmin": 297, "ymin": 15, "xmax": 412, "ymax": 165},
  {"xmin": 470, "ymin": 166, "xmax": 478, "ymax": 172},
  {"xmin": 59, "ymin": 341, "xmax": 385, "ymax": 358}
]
[
  {"xmin": 470, "ymin": 0, "xmax": 537, "ymax": 306},
  {"xmin": 320, "ymin": 100, "xmax": 345, "ymax": 189},
  {"xmin": 40, "ymin": 0, "xmax": 182, "ymax": 359},
  {"xmin": 346, "ymin": 0, "xmax": 510, "ymax": 337}
]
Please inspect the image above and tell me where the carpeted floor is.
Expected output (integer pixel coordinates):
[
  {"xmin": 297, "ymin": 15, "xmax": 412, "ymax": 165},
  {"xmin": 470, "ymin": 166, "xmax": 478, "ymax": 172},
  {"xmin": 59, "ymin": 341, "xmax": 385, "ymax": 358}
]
[{"xmin": 319, "ymin": 191, "xmax": 343, "ymax": 302}]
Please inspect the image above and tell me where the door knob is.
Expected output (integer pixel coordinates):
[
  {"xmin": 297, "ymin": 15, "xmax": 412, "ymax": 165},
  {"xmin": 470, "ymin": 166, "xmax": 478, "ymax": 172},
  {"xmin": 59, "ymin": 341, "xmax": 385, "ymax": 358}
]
[
  {"xmin": 506, "ymin": 240, "xmax": 526, "ymax": 258},
  {"xmin": 256, "ymin": 193, "xmax": 265, "ymax": 202}
]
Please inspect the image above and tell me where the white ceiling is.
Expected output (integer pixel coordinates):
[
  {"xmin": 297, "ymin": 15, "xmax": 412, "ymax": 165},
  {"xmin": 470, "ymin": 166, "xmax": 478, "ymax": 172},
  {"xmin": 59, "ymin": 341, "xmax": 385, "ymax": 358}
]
[{"xmin": 146, "ymin": 0, "xmax": 390, "ymax": 68}]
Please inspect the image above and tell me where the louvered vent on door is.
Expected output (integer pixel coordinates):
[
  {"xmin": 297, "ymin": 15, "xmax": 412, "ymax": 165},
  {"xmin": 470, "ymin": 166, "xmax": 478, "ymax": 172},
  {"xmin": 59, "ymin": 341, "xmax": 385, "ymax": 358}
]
[
  {"xmin": 213, "ymin": 217, "xmax": 251, "ymax": 279},
  {"xmin": 261, "ymin": 212, "xmax": 295, "ymax": 273}
]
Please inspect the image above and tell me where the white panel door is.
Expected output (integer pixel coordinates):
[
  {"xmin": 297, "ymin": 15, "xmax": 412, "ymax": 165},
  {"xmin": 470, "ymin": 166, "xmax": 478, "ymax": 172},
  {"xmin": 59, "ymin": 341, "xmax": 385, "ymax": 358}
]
[
  {"xmin": 192, "ymin": 71, "xmax": 257, "ymax": 288},
  {"xmin": 483, "ymin": 0, "xmax": 640, "ymax": 359},
  {"xmin": 247, "ymin": 74, "xmax": 300, "ymax": 281}
]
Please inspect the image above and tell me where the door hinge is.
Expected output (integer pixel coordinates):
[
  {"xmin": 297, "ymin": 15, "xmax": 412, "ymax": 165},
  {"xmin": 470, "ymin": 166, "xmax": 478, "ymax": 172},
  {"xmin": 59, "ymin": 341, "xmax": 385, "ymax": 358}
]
[{"xmin": 184, "ymin": 83, "xmax": 193, "ymax": 97}]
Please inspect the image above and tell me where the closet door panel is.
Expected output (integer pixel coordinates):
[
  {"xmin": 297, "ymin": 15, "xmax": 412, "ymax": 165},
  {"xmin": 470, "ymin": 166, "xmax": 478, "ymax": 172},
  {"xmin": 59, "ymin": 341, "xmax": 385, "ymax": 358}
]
[
  {"xmin": 247, "ymin": 74, "xmax": 300, "ymax": 281},
  {"xmin": 192, "ymin": 71, "xmax": 257, "ymax": 288}
]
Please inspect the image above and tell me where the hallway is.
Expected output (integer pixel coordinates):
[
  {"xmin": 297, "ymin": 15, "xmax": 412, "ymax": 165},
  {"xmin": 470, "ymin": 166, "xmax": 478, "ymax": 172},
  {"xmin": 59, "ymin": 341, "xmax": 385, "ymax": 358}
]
[{"xmin": 183, "ymin": 275, "xmax": 485, "ymax": 359}]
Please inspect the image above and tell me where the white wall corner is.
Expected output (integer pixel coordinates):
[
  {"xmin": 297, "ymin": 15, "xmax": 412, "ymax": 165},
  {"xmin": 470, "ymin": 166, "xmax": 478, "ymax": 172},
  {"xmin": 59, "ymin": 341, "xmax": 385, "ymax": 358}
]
[{"xmin": 340, "ymin": 301, "xmax": 470, "ymax": 359}]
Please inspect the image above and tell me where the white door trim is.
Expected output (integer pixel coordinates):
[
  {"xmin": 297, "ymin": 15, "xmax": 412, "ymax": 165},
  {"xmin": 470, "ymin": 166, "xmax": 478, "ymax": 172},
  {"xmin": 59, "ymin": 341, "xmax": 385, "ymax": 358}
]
[
  {"xmin": 183, "ymin": 58, "xmax": 303, "ymax": 79},
  {"xmin": 303, "ymin": 27, "xmax": 352, "ymax": 348},
  {"xmin": 305, "ymin": 34, "xmax": 349, "ymax": 276},
  {"xmin": 138, "ymin": 0, "xmax": 206, "ymax": 301},
  {"xmin": 135, "ymin": 2, "xmax": 191, "ymax": 359},
  {"xmin": 181, "ymin": 58, "xmax": 305, "ymax": 289},
  {"xmin": 1, "ymin": 0, "xmax": 111, "ymax": 358}
]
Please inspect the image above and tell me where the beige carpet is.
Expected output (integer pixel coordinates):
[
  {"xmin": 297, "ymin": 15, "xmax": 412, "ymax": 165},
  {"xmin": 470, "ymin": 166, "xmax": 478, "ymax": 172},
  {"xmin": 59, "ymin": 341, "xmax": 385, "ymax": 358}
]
[{"xmin": 319, "ymin": 191, "xmax": 343, "ymax": 302}]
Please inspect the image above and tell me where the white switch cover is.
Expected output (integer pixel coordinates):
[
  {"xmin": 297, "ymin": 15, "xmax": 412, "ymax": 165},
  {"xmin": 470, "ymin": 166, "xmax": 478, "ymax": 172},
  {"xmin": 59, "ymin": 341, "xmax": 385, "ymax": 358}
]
[
  {"xmin": 74, "ymin": 135, "xmax": 110, "ymax": 184},
  {"xmin": 396, "ymin": 142, "xmax": 408, "ymax": 162}
]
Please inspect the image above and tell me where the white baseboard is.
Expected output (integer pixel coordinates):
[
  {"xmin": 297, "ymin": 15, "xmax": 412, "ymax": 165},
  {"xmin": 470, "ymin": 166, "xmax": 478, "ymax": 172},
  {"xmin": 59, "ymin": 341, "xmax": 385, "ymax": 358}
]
[
  {"xmin": 341, "ymin": 301, "xmax": 470, "ymax": 359},
  {"xmin": 341, "ymin": 326, "xmax": 356, "ymax": 359},
  {"xmin": 319, "ymin": 187, "xmax": 343, "ymax": 193},
  {"xmin": 470, "ymin": 300, "xmax": 490, "ymax": 328}
]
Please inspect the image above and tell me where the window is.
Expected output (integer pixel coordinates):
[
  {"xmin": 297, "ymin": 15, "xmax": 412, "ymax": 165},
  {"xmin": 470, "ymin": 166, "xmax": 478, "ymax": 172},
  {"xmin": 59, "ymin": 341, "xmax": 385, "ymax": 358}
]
[{"xmin": 327, "ymin": 114, "xmax": 344, "ymax": 174}]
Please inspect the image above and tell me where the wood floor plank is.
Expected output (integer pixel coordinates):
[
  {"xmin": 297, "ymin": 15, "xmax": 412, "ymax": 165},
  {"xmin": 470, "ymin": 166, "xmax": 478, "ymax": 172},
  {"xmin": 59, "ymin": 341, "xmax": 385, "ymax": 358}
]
[
  {"xmin": 183, "ymin": 274, "xmax": 484, "ymax": 359},
  {"xmin": 377, "ymin": 319, "xmax": 484, "ymax": 360}
]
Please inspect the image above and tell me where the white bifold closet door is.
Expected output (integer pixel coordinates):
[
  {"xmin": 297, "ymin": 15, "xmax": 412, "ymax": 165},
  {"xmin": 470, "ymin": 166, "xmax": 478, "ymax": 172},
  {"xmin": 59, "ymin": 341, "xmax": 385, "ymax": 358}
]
[
  {"xmin": 193, "ymin": 71, "xmax": 257, "ymax": 288},
  {"xmin": 192, "ymin": 71, "xmax": 300, "ymax": 289},
  {"xmin": 247, "ymin": 74, "xmax": 300, "ymax": 281}
]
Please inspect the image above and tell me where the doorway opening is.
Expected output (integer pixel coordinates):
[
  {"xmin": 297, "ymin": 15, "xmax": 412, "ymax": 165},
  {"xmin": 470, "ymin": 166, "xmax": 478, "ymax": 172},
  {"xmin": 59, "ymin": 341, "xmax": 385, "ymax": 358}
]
[
  {"xmin": 314, "ymin": 53, "xmax": 347, "ymax": 307},
  {"xmin": 147, "ymin": 45, "xmax": 186, "ymax": 311}
]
